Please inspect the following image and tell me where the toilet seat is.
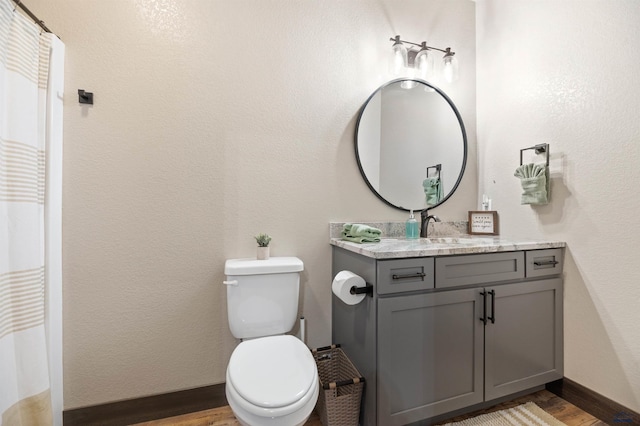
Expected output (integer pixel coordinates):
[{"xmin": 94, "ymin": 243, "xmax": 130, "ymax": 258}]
[{"xmin": 226, "ymin": 335, "xmax": 318, "ymax": 418}]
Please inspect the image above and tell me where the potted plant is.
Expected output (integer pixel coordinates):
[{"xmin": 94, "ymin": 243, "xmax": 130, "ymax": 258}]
[{"xmin": 255, "ymin": 233, "xmax": 272, "ymax": 260}]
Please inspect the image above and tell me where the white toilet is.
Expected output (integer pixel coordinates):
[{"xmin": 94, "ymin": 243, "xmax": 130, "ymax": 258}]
[{"xmin": 224, "ymin": 257, "xmax": 319, "ymax": 426}]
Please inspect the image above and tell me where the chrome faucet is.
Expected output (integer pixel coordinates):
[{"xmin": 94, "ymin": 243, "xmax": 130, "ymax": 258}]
[{"xmin": 420, "ymin": 209, "xmax": 441, "ymax": 238}]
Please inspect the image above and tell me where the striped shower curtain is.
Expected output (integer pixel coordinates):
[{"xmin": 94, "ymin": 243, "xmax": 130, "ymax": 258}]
[{"xmin": 1, "ymin": 0, "xmax": 64, "ymax": 424}]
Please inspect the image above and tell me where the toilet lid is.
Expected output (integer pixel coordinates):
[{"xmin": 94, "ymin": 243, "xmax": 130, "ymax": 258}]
[{"xmin": 228, "ymin": 335, "xmax": 316, "ymax": 409}]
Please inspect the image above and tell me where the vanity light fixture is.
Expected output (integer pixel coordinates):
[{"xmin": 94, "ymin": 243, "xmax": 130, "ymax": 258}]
[{"xmin": 389, "ymin": 35, "xmax": 459, "ymax": 83}]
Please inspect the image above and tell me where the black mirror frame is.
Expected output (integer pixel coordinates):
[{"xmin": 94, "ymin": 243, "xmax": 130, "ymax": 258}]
[{"xmin": 354, "ymin": 78, "xmax": 468, "ymax": 212}]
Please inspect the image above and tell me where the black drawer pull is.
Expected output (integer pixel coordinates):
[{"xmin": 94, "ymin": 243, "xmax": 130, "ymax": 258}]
[
  {"xmin": 479, "ymin": 291, "xmax": 487, "ymax": 324},
  {"xmin": 534, "ymin": 260, "xmax": 559, "ymax": 266},
  {"xmin": 392, "ymin": 272, "xmax": 426, "ymax": 280},
  {"xmin": 488, "ymin": 289, "xmax": 496, "ymax": 324}
]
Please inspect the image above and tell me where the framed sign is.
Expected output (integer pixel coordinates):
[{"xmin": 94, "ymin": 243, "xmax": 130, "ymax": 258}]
[{"xmin": 468, "ymin": 211, "xmax": 499, "ymax": 235}]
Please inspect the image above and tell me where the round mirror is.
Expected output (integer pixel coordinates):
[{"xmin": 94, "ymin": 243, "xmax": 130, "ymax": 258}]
[{"xmin": 355, "ymin": 78, "xmax": 467, "ymax": 211}]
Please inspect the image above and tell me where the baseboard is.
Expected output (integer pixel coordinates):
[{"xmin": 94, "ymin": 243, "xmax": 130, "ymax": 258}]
[
  {"xmin": 63, "ymin": 383, "xmax": 227, "ymax": 426},
  {"xmin": 62, "ymin": 377, "xmax": 640, "ymax": 425},
  {"xmin": 546, "ymin": 377, "xmax": 639, "ymax": 424}
]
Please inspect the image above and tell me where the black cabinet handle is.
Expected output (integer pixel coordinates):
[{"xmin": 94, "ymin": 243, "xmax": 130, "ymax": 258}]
[
  {"xmin": 488, "ymin": 290, "xmax": 496, "ymax": 324},
  {"xmin": 479, "ymin": 291, "xmax": 487, "ymax": 324},
  {"xmin": 392, "ymin": 272, "xmax": 426, "ymax": 280},
  {"xmin": 534, "ymin": 260, "xmax": 559, "ymax": 266}
]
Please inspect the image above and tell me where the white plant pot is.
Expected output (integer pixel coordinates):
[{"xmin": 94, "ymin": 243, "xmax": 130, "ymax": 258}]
[{"xmin": 257, "ymin": 246, "xmax": 270, "ymax": 260}]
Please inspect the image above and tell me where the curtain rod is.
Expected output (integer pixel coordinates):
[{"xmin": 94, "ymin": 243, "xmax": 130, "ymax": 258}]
[{"xmin": 11, "ymin": 0, "xmax": 53, "ymax": 34}]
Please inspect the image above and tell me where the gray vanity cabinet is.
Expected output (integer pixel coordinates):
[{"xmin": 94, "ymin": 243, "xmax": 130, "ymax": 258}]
[
  {"xmin": 484, "ymin": 278, "xmax": 563, "ymax": 401},
  {"xmin": 376, "ymin": 278, "xmax": 563, "ymax": 425},
  {"xmin": 332, "ymin": 246, "xmax": 564, "ymax": 426},
  {"xmin": 377, "ymin": 288, "xmax": 484, "ymax": 425}
]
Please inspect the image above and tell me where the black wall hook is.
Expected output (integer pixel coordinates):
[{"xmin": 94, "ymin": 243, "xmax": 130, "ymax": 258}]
[{"xmin": 78, "ymin": 89, "xmax": 93, "ymax": 105}]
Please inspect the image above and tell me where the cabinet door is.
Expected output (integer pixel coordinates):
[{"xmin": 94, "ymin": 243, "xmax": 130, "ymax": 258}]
[
  {"xmin": 378, "ymin": 289, "xmax": 484, "ymax": 426},
  {"xmin": 484, "ymin": 279, "xmax": 563, "ymax": 400}
]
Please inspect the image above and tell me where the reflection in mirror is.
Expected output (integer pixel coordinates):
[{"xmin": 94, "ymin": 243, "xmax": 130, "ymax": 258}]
[{"xmin": 355, "ymin": 79, "xmax": 467, "ymax": 212}]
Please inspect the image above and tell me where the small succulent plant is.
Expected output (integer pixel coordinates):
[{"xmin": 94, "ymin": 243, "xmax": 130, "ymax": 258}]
[{"xmin": 254, "ymin": 233, "xmax": 272, "ymax": 247}]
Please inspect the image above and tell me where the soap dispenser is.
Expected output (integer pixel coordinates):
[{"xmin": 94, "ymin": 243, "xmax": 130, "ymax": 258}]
[{"xmin": 405, "ymin": 210, "xmax": 419, "ymax": 239}]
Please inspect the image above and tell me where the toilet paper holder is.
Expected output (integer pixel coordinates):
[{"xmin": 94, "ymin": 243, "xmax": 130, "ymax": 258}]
[{"xmin": 350, "ymin": 283, "xmax": 373, "ymax": 296}]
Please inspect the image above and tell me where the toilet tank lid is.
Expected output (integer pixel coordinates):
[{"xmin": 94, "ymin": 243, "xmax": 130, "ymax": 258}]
[{"xmin": 225, "ymin": 257, "xmax": 303, "ymax": 275}]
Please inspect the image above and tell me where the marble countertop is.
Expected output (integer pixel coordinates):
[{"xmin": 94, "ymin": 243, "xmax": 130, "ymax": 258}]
[{"xmin": 330, "ymin": 236, "xmax": 566, "ymax": 259}]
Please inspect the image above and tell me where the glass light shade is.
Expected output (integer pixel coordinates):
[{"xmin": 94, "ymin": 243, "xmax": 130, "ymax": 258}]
[
  {"xmin": 390, "ymin": 42, "xmax": 408, "ymax": 76},
  {"xmin": 442, "ymin": 53, "xmax": 459, "ymax": 83},
  {"xmin": 415, "ymin": 48, "xmax": 434, "ymax": 81}
]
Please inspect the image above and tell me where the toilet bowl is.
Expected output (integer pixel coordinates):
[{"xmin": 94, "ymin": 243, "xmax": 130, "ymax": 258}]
[
  {"xmin": 224, "ymin": 257, "xmax": 318, "ymax": 425},
  {"xmin": 225, "ymin": 335, "xmax": 319, "ymax": 426}
]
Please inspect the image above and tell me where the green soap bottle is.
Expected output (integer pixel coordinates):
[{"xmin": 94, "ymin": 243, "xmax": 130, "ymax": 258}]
[{"xmin": 405, "ymin": 210, "xmax": 419, "ymax": 239}]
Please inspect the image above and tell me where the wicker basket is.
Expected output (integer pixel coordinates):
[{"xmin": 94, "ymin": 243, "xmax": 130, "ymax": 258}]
[{"xmin": 312, "ymin": 344, "xmax": 364, "ymax": 426}]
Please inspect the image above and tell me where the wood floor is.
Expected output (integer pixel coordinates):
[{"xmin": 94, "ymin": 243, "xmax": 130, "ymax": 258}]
[{"xmin": 133, "ymin": 389, "xmax": 607, "ymax": 426}]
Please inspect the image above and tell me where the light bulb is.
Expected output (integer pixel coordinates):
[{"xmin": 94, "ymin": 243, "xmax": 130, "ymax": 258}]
[
  {"xmin": 401, "ymin": 80, "xmax": 417, "ymax": 89},
  {"xmin": 390, "ymin": 37, "xmax": 408, "ymax": 76},
  {"xmin": 415, "ymin": 44, "xmax": 434, "ymax": 81},
  {"xmin": 442, "ymin": 49, "xmax": 459, "ymax": 83}
]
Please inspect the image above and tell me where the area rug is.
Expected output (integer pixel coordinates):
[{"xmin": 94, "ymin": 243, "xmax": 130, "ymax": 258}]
[{"xmin": 441, "ymin": 402, "xmax": 567, "ymax": 426}]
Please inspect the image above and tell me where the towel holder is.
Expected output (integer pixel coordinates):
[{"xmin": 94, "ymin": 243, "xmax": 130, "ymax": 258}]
[
  {"xmin": 426, "ymin": 164, "xmax": 441, "ymax": 179},
  {"xmin": 520, "ymin": 143, "xmax": 549, "ymax": 167}
]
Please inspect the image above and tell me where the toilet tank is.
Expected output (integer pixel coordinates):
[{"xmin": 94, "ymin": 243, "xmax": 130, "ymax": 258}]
[{"xmin": 224, "ymin": 257, "xmax": 304, "ymax": 339}]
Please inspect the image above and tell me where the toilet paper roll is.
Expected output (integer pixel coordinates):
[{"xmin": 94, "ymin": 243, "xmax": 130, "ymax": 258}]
[{"xmin": 332, "ymin": 270, "xmax": 367, "ymax": 305}]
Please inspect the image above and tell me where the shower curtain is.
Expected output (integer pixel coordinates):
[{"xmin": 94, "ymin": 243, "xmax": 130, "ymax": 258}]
[{"xmin": 1, "ymin": 0, "xmax": 64, "ymax": 424}]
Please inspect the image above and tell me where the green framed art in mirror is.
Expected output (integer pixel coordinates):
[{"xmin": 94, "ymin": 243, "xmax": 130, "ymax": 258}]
[{"xmin": 355, "ymin": 78, "xmax": 467, "ymax": 212}]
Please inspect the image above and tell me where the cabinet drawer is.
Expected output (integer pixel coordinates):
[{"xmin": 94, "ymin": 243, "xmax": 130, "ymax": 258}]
[
  {"xmin": 526, "ymin": 249, "xmax": 564, "ymax": 278},
  {"xmin": 377, "ymin": 258, "xmax": 434, "ymax": 295},
  {"xmin": 435, "ymin": 252, "xmax": 524, "ymax": 288}
]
